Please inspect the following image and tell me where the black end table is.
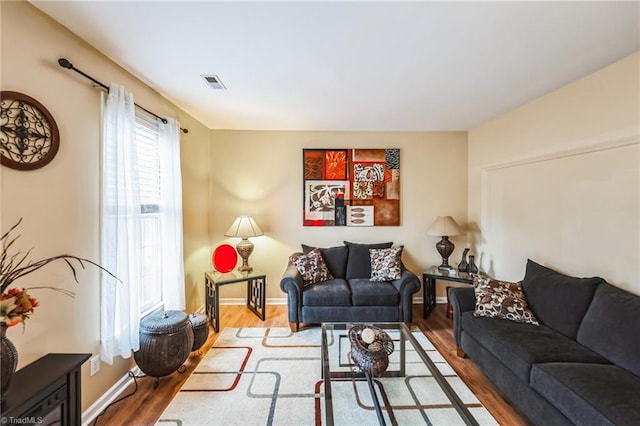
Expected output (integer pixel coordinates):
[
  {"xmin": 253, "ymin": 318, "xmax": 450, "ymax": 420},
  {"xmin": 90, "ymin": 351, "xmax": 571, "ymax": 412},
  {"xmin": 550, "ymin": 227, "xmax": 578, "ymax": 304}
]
[
  {"xmin": 423, "ymin": 266, "xmax": 474, "ymax": 319},
  {"xmin": 204, "ymin": 270, "xmax": 267, "ymax": 332}
]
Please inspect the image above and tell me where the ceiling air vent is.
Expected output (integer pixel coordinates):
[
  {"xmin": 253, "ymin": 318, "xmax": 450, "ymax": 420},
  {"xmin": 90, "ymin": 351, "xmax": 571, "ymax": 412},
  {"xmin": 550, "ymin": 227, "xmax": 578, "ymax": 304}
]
[{"xmin": 201, "ymin": 75, "xmax": 226, "ymax": 90}]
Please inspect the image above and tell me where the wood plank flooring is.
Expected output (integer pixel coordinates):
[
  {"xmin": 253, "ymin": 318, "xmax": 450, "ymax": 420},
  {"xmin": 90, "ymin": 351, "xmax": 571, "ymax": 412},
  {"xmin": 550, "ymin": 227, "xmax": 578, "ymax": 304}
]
[{"xmin": 91, "ymin": 304, "xmax": 529, "ymax": 425}]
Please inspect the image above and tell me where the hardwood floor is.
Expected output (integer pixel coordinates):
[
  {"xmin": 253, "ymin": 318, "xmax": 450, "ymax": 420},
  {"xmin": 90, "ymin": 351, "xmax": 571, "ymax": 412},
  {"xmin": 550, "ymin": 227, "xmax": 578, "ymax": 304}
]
[{"xmin": 92, "ymin": 304, "xmax": 528, "ymax": 425}]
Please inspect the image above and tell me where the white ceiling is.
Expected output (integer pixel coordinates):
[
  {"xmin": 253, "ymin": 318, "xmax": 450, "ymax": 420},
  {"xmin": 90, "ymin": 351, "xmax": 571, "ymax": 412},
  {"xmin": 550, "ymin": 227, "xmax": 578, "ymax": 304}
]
[{"xmin": 31, "ymin": 1, "xmax": 639, "ymax": 131}]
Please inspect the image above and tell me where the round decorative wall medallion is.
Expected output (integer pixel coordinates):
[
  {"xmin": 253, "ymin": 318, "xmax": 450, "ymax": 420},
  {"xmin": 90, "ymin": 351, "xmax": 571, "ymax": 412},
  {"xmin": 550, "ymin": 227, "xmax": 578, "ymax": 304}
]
[{"xmin": 0, "ymin": 91, "xmax": 60, "ymax": 170}]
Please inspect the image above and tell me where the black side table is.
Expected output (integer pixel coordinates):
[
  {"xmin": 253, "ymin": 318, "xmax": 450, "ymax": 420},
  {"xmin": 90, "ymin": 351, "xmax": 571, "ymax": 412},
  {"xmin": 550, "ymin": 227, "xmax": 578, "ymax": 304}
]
[
  {"xmin": 204, "ymin": 270, "xmax": 267, "ymax": 332},
  {"xmin": 423, "ymin": 266, "xmax": 474, "ymax": 319}
]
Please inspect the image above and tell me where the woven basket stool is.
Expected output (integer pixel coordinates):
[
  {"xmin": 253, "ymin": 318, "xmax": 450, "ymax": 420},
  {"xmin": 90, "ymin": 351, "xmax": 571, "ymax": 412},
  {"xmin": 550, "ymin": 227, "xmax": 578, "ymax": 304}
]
[
  {"xmin": 188, "ymin": 313, "xmax": 209, "ymax": 352},
  {"xmin": 134, "ymin": 310, "xmax": 193, "ymax": 386}
]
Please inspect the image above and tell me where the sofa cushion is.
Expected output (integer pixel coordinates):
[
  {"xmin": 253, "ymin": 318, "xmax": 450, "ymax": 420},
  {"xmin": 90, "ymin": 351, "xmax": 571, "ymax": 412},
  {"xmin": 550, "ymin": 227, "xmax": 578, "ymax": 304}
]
[
  {"xmin": 577, "ymin": 282, "xmax": 640, "ymax": 377},
  {"xmin": 290, "ymin": 248, "xmax": 333, "ymax": 285},
  {"xmin": 302, "ymin": 244, "xmax": 349, "ymax": 279},
  {"xmin": 460, "ymin": 311, "xmax": 610, "ymax": 383},
  {"xmin": 472, "ymin": 275, "xmax": 539, "ymax": 325},
  {"xmin": 348, "ymin": 278, "xmax": 400, "ymax": 306},
  {"xmin": 302, "ymin": 278, "xmax": 351, "ymax": 306},
  {"xmin": 344, "ymin": 241, "xmax": 393, "ymax": 279},
  {"xmin": 531, "ymin": 363, "xmax": 640, "ymax": 426},
  {"xmin": 370, "ymin": 246, "xmax": 403, "ymax": 281},
  {"xmin": 522, "ymin": 259, "xmax": 602, "ymax": 339}
]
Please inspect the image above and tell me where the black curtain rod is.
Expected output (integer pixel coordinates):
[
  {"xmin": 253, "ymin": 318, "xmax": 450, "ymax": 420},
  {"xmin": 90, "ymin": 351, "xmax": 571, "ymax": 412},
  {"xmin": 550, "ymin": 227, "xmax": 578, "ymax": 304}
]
[{"xmin": 58, "ymin": 58, "xmax": 189, "ymax": 134}]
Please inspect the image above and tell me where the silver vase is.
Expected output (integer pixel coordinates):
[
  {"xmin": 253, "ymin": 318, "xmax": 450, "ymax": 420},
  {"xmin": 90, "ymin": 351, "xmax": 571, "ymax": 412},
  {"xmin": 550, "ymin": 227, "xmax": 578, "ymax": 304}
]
[{"xmin": 1, "ymin": 323, "xmax": 18, "ymax": 401}]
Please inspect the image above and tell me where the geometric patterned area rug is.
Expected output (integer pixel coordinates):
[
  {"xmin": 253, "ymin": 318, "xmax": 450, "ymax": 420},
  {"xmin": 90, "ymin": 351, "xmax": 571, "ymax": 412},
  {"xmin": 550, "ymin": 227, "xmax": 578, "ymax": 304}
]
[{"xmin": 157, "ymin": 327, "xmax": 498, "ymax": 426}]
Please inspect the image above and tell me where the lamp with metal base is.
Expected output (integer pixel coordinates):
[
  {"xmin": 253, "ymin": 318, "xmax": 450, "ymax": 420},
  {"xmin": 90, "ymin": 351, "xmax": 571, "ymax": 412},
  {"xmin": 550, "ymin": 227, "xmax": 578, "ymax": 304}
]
[
  {"xmin": 426, "ymin": 216, "xmax": 462, "ymax": 271},
  {"xmin": 225, "ymin": 216, "xmax": 264, "ymax": 273}
]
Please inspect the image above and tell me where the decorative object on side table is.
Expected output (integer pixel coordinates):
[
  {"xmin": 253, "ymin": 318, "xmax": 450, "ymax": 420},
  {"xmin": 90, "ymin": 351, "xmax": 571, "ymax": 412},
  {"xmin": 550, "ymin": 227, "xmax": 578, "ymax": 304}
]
[
  {"xmin": 0, "ymin": 91, "xmax": 60, "ymax": 170},
  {"xmin": 212, "ymin": 243, "xmax": 238, "ymax": 273},
  {"xmin": 426, "ymin": 216, "xmax": 462, "ymax": 270},
  {"xmin": 348, "ymin": 324, "xmax": 394, "ymax": 375},
  {"xmin": 225, "ymin": 216, "xmax": 263, "ymax": 273},
  {"xmin": 468, "ymin": 255, "xmax": 479, "ymax": 274},
  {"xmin": 0, "ymin": 218, "xmax": 119, "ymax": 401},
  {"xmin": 457, "ymin": 248, "xmax": 470, "ymax": 272},
  {"xmin": 0, "ymin": 323, "xmax": 18, "ymax": 401}
]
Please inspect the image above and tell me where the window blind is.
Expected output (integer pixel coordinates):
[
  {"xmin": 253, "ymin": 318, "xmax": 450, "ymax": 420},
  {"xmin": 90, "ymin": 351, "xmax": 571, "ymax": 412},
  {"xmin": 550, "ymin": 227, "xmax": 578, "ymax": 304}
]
[{"xmin": 135, "ymin": 110, "xmax": 161, "ymax": 213}]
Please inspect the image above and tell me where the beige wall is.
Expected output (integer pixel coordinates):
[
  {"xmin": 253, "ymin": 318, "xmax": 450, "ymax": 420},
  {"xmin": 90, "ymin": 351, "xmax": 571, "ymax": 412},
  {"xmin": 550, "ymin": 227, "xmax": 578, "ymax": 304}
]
[
  {"xmin": 0, "ymin": 1, "xmax": 211, "ymax": 411},
  {"xmin": 207, "ymin": 130, "xmax": 468, "ymax": 301},
  {"xmin": 468, "ymin": 52, "xmax": 640, "ymax": 294}
]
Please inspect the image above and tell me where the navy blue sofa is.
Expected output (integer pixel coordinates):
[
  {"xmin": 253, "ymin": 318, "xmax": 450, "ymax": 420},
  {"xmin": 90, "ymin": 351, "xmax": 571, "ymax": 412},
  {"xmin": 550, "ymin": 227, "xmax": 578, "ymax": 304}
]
[
  {"xmin": 450, "ymin": 259, "xmax": 640, "ymax": 425},
  {"xmin": 280, "ymin": 242, "xmax": 421, "ymax": 331}
]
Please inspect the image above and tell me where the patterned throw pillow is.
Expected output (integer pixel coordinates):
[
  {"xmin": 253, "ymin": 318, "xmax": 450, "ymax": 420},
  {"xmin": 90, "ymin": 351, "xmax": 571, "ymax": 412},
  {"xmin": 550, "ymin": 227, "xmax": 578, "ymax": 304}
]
[
  {"xmin": 473, "ymin": 275, "xmax": 539, "ymax": 325},
  {"xmin": 369, "ymin": 246, "xmax": 403, "ymax": 281},
  {"xmin": 289, "ymin": 248, "xmax": 333, "ymax": 286}
]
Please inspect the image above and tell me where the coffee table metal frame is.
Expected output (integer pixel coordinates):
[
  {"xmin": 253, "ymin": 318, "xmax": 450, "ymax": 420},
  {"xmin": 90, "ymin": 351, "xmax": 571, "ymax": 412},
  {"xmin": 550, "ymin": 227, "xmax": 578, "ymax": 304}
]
[{"xmin": 321, "ymin": 322, "xmax": 478, "ymax": 426}]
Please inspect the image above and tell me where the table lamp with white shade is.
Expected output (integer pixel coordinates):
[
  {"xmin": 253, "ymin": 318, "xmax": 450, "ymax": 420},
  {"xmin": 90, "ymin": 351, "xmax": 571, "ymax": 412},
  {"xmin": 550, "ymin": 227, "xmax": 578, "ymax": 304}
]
[
  {"xmin": 426, "ymin": 216, "xmax": 462, "ymax": 271},
  {"xmin": 225, "ymin": 216, "xmax": 264, "ymax": 272}
]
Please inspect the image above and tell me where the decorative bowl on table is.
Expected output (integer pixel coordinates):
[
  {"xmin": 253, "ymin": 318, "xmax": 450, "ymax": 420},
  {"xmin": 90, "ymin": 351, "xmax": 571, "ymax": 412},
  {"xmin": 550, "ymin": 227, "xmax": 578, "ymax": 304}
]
[
  {"xmin": 348, "ymin": 324, "xmax": 394, "ymax": 375},
  {"xmin": 212, "ymin": 244, "xmax": 238, "ymax": 273}
]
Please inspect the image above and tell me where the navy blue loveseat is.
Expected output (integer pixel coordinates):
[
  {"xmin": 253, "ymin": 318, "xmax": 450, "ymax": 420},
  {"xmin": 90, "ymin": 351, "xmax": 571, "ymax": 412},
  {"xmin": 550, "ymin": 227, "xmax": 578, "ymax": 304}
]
[
  {"xmin": 450, "ymin": 259, "xmax": 640, "ymax": 426},
  {"xmin": 280, "ymin": 241, "xmax": 421, "ymax": 331}
]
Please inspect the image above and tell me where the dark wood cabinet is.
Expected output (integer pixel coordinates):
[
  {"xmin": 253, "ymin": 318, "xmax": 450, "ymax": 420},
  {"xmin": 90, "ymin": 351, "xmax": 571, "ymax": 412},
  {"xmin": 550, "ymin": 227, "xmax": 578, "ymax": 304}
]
[{"xmin": 1, "ymin": 353, "xmax": 90, "ymax": 425}]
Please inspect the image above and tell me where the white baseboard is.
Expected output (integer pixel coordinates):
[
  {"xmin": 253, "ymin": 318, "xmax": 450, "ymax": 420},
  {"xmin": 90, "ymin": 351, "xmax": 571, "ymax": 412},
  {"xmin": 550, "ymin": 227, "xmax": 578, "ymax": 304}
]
[
  {"xmin": 411, "ymin": 297, "xmax": 447, "ymax": 304},
  {"xmin": 218, "ymin": 297, "xmax": 287, "ymax": 306},
  {"xmin": 82, "ymin": 366, "xmax": 142, "ymax": 426},
  {"xmin": 217, "ymin": 297, "xmax": 446, "ymax": 306}
]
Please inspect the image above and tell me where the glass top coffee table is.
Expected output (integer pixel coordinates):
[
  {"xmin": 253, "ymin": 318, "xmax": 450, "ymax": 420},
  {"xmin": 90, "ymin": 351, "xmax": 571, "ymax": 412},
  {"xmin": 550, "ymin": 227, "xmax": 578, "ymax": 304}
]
[{"xmin": 321, "ymin": 322, "xmax": 479, "ymax": 426}]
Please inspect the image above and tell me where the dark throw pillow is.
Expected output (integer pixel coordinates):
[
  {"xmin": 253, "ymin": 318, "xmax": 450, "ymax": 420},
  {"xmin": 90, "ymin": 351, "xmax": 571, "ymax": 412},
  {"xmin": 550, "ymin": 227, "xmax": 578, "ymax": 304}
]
[
  {"xmin": 344, "ymin": 241, "xmax": 393, "ymax": 279},
  {"xmin": 301, "ymin": 244, "xmax": 349, "ymax": 278},
  {"xmin": 370, "ymin": 246, "xmax": 403, "ymax": 281},
  {"xmin": 289, "ymin": 248, "xmax": 333, "ymax": 286},
  {"xmin": 473, "ymin": 275, "xmax": 539, "ymax": 325},
  {"xmin": 521, "ymin": 259, "xmax": 603, "ymax": 338}
]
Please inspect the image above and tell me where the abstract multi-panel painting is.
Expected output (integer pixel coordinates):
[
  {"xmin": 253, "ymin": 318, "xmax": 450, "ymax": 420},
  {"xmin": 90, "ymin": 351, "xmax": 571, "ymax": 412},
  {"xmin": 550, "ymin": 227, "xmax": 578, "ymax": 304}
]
[{"xmin": 303, "ymin": 148, "xmax": 400, "ymax": 226}]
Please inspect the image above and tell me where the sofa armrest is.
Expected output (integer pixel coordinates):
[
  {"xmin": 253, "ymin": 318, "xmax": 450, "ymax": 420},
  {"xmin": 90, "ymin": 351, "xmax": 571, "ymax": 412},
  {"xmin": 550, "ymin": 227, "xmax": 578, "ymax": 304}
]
[
  {"xmin": 449, "ymin": 287, "xmax": 476, "ymax": 346},
  {"xmin": 280, "ymin": 258, "xmax": 304, "ymax": 323},
  {"xmin": 390, "ymin": 270, "xmax": 422, "ymax": 322}
]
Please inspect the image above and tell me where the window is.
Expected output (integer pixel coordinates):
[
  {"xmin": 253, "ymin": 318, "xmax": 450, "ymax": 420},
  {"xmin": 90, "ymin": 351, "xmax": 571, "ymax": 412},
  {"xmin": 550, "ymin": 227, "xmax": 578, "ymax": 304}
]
[
  {"xmin": 101, "ymin": 83, "xmax": 185, "ymax": 364},
  {"xmin": 135, "ymin": 111, "xmax": 163, "ymax": 315}
]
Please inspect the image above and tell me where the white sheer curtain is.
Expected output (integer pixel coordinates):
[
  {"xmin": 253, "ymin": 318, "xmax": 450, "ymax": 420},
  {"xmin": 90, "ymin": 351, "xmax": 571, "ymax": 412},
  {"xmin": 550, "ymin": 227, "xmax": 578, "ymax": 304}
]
[
  {"xmin": 158, "ymin": 118, "xmax": 185, "ymax": 310},
  {"xmin": 100, "ymin": 84, "xmax": 141, "ymax": 364}
]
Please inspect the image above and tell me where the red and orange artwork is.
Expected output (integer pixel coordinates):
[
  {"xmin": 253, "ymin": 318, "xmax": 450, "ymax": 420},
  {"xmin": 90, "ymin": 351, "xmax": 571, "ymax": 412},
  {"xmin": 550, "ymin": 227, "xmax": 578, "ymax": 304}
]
[
  {"xmin": 352, "ymin": 162, "xmax": 385, "ymax": 199},
  {"xmin": 353, "ymin": 162, "xmax": 385, "ymax": 182},
  {"xmin": 303, "ymin": 148, "xmax": 400, "ymax": 226},
  {"xmin": 304, "ymin": 151, "xmax": 324, "ymax": 180},
  {"xmin": 374, "ymin": 199, "xmax": 400, "ymax": 226},
  {"xmin": 324, "ymin": 150, "xmax": 347, "ymax": 179}
]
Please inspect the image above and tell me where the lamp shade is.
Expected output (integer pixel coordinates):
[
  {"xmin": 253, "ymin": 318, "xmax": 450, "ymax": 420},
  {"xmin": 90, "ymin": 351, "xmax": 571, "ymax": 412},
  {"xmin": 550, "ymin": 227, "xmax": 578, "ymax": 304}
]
[
  {"xmin": 224, "ymin": 216, "xmax": 264, "ymax": 238},
  {"xmin": 426, "ymin": 216, "xmax": 462, "ymax": 237}
]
